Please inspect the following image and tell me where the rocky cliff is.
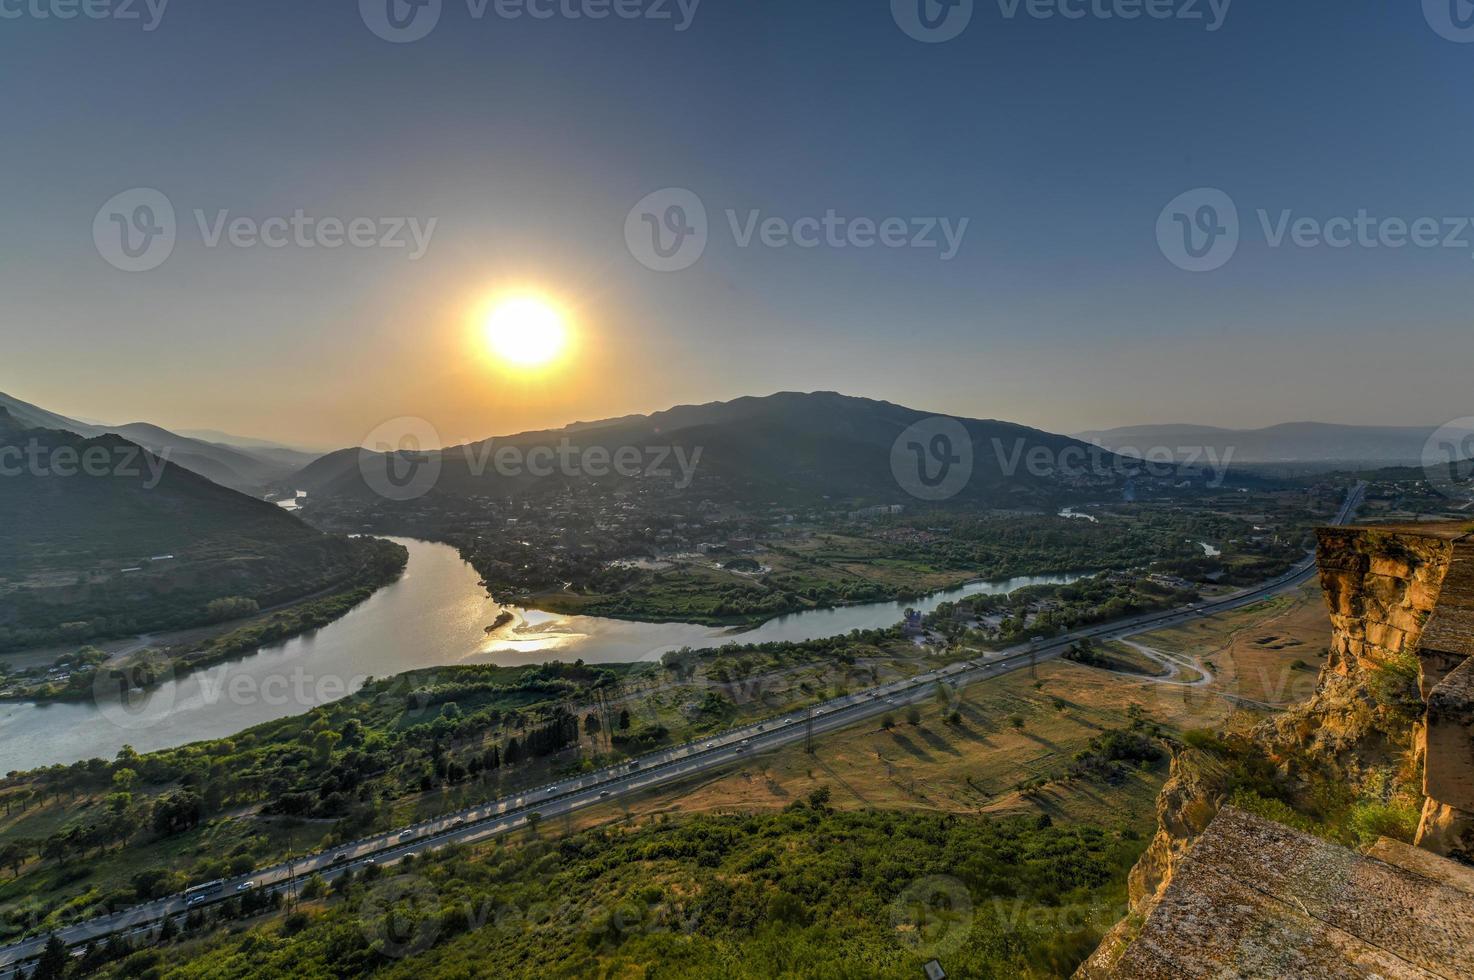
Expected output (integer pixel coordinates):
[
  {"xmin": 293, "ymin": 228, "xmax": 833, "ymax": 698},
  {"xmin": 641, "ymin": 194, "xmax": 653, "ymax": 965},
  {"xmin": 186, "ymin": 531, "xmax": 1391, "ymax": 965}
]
[{"xmin": 1080, "ymin": 522, "xmax": 1474, "ymax": 977}]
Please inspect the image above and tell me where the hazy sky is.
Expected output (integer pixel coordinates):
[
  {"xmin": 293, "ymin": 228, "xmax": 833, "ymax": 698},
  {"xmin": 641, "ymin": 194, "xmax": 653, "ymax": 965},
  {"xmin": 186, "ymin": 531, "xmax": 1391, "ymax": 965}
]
[{"xmin": 2, "ymin": 0, "xmax": 1471, "ymax": 449}]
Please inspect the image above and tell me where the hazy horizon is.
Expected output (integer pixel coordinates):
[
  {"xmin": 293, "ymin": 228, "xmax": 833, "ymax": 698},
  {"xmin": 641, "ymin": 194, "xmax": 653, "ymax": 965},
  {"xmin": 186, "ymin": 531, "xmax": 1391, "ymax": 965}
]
[{"xmin": 3, "ymin": 381, "xmax": 1466, "ymax": 454}]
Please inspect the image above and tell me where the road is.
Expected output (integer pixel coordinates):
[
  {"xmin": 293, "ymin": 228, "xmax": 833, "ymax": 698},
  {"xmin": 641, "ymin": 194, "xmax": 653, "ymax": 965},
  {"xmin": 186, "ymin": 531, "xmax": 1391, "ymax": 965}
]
[{"xmin": 0, "ymin": 484, "xmax": 1363, "ymax": 974}]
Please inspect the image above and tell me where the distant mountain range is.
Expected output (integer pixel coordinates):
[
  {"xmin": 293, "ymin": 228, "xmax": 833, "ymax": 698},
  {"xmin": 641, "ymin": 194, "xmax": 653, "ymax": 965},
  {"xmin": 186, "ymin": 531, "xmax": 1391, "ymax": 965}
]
[
  {"xmin": 0, "ymin": 390, "xmax": 320, "ymax": 494},
  {"xmin": 289, "ymin": 391, "xmax": 1128, "ymax": 507},
  {"xmin": 1074, "ymin": 421, "xmax": 1474, "ymax": 466},
  {"xmin": 0, "ymin": 408, "xmax": 402, "ymax": 650}
]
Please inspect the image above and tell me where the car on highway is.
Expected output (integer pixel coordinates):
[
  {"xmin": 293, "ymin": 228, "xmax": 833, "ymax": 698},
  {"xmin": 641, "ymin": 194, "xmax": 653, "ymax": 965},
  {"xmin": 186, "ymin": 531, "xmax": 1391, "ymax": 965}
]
[
  {"xmin": 237, "ymin": 881, "xmax": 256, "ymax": 892},
  {"xmin": 333, "ymin": 853, "xmax": 349, "ymax": 864},
  {"xmin": 598, "ymin": 790, "xmax": 610, "ymax": 798},
  {"xmin": 399, "ymin": 829, "xmax": 415, "ymax": 841}
]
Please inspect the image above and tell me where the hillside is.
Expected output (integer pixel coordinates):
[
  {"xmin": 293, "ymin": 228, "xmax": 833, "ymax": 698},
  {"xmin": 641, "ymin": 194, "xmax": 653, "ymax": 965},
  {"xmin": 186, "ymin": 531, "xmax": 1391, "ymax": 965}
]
[
  {"xmin": 0, "ymin": 390, "xmax": 319, "ymax": 494},
  {"xmin": 288, "ymin": 391, "xmax": 1131, "ymax": 508},
  {"xmin": 0, "ymin": 410, "xmax": 404, "ymax": 651}
]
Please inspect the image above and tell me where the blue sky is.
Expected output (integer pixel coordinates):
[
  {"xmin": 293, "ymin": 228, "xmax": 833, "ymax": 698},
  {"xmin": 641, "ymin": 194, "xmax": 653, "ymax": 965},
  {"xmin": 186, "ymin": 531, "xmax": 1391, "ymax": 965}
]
[{"xmin": 1, "ymin": 0, "xmax": 1471, "ymax": 446}]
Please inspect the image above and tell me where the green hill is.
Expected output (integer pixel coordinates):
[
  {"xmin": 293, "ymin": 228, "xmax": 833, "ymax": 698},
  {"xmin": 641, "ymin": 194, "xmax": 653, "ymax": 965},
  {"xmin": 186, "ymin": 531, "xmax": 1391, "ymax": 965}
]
[{"xmin": 0, "ymin": 409, "xmax": 404, "ymax": 651}]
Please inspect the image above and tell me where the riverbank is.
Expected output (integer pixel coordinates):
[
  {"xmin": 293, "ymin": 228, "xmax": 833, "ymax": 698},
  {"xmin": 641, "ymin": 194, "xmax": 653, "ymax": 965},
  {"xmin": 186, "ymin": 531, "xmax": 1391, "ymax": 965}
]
[
  {"xmin": 0, "ymin": 540, "xmax": 1086, "ymax": 774},
  {"xmin": 0, "ymin": 540, "xmax": 407, "ymax": 705}
]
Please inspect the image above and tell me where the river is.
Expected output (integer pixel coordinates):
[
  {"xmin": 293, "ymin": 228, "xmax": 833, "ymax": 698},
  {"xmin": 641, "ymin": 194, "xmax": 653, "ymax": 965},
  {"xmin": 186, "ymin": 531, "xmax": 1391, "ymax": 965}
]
[{"xmin": 0, "ymin": 539, "xmax": 1081, "ymax": 772}]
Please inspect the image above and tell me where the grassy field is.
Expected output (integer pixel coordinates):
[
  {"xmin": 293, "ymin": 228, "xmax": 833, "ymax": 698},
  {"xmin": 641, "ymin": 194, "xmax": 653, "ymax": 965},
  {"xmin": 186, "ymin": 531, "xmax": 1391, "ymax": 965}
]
[
  {"xmin": 1123, "ymin": 582, "xmax": 1330, "ymax": 710},
  {"xmin": 0, "ymin": 579, "xmax": 1337, "ymax": 951}
]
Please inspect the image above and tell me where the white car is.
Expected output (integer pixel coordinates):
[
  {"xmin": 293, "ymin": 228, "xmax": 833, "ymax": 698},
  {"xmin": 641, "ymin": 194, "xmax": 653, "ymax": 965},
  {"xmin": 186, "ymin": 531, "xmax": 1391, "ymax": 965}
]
[{"xmin": 237, "ymin": 881, "xmax": 256, "ymax": 892}]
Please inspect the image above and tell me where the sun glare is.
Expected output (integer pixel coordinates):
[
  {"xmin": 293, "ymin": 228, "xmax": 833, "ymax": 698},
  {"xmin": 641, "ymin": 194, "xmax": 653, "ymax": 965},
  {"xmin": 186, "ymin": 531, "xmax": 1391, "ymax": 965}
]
[{"xmin": 481, "ymin": 296, "xmax": 570, "ymax": 369}]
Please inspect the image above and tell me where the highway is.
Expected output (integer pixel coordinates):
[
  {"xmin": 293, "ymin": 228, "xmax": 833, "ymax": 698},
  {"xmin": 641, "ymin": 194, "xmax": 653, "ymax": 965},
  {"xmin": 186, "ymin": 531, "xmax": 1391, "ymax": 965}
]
[{"xmin": 0, "ymin": 484, "xmax": 1363, "ymax": 974}]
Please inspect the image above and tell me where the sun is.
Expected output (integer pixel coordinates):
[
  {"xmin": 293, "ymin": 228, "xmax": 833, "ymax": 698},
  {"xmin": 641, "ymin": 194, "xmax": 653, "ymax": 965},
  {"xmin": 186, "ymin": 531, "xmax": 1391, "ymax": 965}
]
[{"xmin": 480, "ymin": 296, "xmax": 570, "ymax": 368}]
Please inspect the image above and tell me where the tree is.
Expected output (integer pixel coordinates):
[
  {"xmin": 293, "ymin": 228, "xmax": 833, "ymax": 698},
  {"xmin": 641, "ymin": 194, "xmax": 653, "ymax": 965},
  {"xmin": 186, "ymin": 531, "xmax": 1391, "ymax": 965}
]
[
  {"xmin": 111, "ymin": 768, "xmax": 138, "ymax": 794},
  {"xmin": 906, "ymin": 706, "xmax": 922, "ymax": 726},
  {"xmin": 584, "ymin": 713, "xmax": 601, "ymax": 736},
  {"xmin": 0, "ymin": 841, "xmax": 26, "ymax": 878},
  {"xmin": 618, "ymin": 709, "xmax": 630, "ymax": 730},
  {"xmin": 31, "ymin": 934, "xmax": 69, "ymax": 980},
  {"xmin": 151, "ymin": 790, "xmax": 203, "ymax": 836}
]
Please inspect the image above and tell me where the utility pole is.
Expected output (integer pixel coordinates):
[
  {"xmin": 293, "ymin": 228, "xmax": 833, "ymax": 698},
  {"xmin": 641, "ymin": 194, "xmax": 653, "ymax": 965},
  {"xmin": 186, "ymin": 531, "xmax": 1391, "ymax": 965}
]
[{"xmin": 284, "ymin": 831, "xmax": 297, "ymax": 913}]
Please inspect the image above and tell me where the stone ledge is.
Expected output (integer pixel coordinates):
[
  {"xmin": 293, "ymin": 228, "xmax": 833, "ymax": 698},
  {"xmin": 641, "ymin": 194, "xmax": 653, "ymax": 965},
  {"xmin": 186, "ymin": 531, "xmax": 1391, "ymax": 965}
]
[
  {"xmin": 1369, "ymin": 837, "xmax": 1474, "ymax": 896},
  {"xmin": 1105, "ymin": 808, "xmax": 1474, "ymax": 979}
]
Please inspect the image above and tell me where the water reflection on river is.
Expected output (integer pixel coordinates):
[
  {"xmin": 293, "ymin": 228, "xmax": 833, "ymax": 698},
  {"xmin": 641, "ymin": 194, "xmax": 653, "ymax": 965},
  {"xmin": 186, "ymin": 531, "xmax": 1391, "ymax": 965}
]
[{"xmin": 0, "ymin": 538, "xmax": 1080, "ymax": 771}]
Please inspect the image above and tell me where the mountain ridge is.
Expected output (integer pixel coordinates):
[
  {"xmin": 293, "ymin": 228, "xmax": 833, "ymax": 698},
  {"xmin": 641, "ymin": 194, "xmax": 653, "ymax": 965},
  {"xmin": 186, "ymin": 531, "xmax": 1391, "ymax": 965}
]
[{"xmin": 0, "ymin": 390, "xmax": 321, "ymax": 493}]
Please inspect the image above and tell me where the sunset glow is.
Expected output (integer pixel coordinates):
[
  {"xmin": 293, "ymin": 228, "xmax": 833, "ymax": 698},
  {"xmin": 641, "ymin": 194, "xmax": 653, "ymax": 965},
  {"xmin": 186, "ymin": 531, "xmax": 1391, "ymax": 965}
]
[{"xmin": 480, "ymin": 296, "xmax": 570, "ymax": 369}]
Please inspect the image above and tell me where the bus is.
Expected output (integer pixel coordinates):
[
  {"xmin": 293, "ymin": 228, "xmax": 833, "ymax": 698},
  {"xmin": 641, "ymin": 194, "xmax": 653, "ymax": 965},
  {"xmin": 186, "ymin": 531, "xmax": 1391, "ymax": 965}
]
[{"xmin": 184, "ymin": 880, "xmax": 225, "ymax": 906}]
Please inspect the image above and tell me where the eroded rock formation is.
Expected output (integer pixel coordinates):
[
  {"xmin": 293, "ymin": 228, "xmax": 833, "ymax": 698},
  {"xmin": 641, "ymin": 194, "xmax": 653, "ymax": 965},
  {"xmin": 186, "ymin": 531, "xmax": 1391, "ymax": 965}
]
[{"xmin": 1080, "ymin": 522, "xmax": 1474, "ymax": 977}]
